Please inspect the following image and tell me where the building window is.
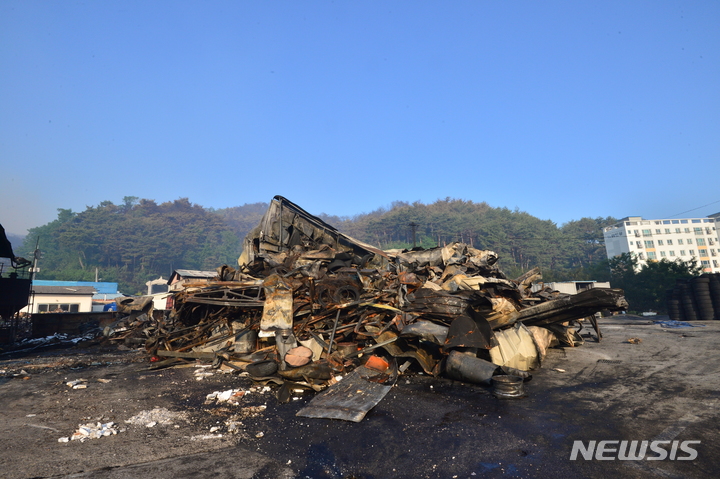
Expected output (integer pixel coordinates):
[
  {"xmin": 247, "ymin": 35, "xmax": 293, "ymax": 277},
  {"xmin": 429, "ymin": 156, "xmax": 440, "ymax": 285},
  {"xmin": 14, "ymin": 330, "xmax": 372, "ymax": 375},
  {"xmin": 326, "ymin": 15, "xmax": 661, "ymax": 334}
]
[
  {"xmin": 684, "ymin": 228, "xmax": 691, "ymax": 233},
  {"xmin": 644, "ymin": 240, "xmax": 654, "ymax": 248},
  {"xmin": 694, "ymin": 227, "xmax": 703, "ymax": 235},
  {"xmin": 714, "ymin": 260, "xmax": 719, "ymax": 268},
  {"xmin": 665, "ymin": 228, "xmax": 671, "ymax": 234},
  {"xmin": 647, "ymin": 252, "xmax": 657, "ymax": 260},
  {"xmin": 697, "ymin": 238, "xmax": 706, "ymax": 246},
  {"xmin": 37, "ymin": 304, "xmax": 80, "ymax": 313},
  {"xmin": 657, "ymin": 240, "xmax": 664, "ymax": 246},
  {"xmin": 678, "ymin": 239, "xmax": 684, "ymax": 245},
  {"xmin": 680, "ymin": 250, "xmax": 686, "ymax": 256},
  {"xmin": 670, "ymin": 251, "xmax": 676, "ymax": 256},
  {"xmin": 636, "ymin": 241, "xmax": 643, "ymax": 248},
  {"xmin": 660, "ymin": 251, "xmax": 667, "ymax": 257},
  {"xmin": 642, "ymin": 229, "xmax": 652, "ymax": 236},
  {"xmin": 690, "ymin": 250, "xmax": 695, "ymax": 256},
  {"xmin": 639, "ymin": 253, "xmax": 645, "ymax": 260},
  {"xmin": 675, "ymin": 228, "xmax": 681, "ymax": 233},
  {"xmin": 701, "ymin": 260, "xmax": 710, "ymax": 267},
  {"xmin": 667, "ymin": 239, "xmax": 673, "ymax": 245},
  {"xmin": 655, "ymin": 229, "xmax": 661, "ymax": 234},
  {"xmin": 687, "ymin": 238, "xmax": 693, "ymax": 244},
  {"xmin": 700, "ymin": 249, "xmax": 708, "ymax": 257}
]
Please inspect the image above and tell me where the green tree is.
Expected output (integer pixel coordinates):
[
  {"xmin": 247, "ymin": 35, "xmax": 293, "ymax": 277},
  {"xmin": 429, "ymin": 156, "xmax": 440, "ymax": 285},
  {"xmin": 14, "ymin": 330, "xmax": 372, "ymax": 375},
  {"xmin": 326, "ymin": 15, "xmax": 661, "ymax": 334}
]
[{"xmin": 605, "ymin": 253, "xmax": 700, "ymax": 313}]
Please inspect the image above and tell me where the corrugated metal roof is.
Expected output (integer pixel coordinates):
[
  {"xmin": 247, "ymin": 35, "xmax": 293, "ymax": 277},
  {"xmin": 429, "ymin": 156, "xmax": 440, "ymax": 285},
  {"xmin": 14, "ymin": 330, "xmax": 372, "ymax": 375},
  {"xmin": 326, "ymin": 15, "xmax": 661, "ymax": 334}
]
[
  {"xmin": 172, "ymin": 269, "xmax": 217, "ymax": 278},
  {"xmin": 32, "ymin": 286, "xmax": 97, "ymax": 295}
]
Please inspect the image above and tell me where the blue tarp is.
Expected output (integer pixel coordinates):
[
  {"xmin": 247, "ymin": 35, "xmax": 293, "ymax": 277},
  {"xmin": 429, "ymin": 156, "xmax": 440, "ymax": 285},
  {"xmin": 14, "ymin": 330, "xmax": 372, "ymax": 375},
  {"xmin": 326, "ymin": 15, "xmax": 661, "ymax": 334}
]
[{"xmin": 653, "ymin": 320, "xmax": 707, "ymax": 328}]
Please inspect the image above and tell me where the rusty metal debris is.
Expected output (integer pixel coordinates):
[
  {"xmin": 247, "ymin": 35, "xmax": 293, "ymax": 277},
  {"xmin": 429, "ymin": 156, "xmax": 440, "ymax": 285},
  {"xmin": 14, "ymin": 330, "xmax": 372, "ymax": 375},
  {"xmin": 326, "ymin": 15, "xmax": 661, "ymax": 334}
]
[{"xmin": 104, "ymin": 196, "xmax": 628, "ymax": 420}]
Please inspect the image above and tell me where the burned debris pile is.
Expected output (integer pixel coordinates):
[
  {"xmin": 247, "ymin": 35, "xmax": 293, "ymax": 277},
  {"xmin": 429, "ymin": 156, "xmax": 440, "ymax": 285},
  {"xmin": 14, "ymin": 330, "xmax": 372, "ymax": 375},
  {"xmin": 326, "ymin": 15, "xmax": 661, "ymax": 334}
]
[{"xmin": 106, "ymin": 196, "xmax": 627, "ymax": 420}]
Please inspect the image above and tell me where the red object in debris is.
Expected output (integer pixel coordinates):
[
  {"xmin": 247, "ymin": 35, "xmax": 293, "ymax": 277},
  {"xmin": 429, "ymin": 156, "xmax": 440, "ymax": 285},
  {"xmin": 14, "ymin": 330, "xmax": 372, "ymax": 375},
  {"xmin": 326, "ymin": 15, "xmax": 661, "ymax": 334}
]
[
  {"xmin": 364, "ymin": 355, "xmax": 389, "ymax": 372},
  {"xmin": 150, "ymin": 356, "xmax": 160, "ymax": 362}
]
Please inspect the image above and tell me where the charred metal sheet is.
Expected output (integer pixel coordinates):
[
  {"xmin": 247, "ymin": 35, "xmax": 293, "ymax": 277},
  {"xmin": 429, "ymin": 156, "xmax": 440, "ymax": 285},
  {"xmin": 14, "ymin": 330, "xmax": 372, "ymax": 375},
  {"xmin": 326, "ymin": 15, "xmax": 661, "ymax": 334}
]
[
  {"xmin": 296, "ymin": 360, "xmax": 397, "ymax": 422},
  {"xmin": 183, "ymin": 282, "xmax": 264, "ymax": 307},
  {"xmin": 399, "ymin": 320, "xmax": 449, "ymax": 345},
  {"xmin": 518, "ymin": 288, "xmax": 628, "ymax": 327},
  {"xmin": 444, "ymin": 314, "xmax": 497, "ymax": 351}
]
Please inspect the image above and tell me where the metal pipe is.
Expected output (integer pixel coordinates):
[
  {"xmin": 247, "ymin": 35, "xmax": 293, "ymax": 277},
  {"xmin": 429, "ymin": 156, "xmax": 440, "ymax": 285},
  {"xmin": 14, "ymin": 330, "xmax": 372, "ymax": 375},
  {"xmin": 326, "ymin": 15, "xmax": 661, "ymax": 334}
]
[{"xmin": 327, "ymin": 309, "xmax": 341, "ymax": 353}]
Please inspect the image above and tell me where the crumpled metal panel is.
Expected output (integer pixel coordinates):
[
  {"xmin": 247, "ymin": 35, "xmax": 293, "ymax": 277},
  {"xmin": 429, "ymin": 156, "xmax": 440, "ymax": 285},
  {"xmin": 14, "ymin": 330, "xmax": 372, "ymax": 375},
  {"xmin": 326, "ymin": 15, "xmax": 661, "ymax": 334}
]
[
  {"xmin": 405, "ymin": 288, "xmax": 469, "ymax": 320},
  {"xmin": 376, "ymin": 331, "xmax": 439, "ymax": 375},
  {"xmin": 260, "ymin": 274, "xmax": 294, "ymax": 331},
  {"xmin": 239, "ymin": 196, "xmax": 389, "ymax": 271},
  {"xmin": 518, "ymin": 288, "xmax": 628, "ymax": 326},
  {"xmin": 489, "ymin": 322, "xmax": 540, "ymax": 371}
]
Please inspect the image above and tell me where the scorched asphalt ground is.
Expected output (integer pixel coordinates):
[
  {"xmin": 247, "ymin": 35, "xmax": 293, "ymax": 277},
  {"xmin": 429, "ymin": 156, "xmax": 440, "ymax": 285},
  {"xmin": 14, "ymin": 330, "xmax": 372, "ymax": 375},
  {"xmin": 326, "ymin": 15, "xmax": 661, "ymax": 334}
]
[{"xmin": 0, "ymin": 315, "xmax": 718, "ymax": 479}]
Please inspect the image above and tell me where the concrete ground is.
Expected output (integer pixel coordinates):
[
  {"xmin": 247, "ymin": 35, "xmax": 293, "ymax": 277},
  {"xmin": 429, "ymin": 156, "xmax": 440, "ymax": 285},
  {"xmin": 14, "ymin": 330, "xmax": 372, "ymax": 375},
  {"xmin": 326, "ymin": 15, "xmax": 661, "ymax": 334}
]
[{"xmin": 0, "ymin": 315, "xmax": 718, "ymax": 479}]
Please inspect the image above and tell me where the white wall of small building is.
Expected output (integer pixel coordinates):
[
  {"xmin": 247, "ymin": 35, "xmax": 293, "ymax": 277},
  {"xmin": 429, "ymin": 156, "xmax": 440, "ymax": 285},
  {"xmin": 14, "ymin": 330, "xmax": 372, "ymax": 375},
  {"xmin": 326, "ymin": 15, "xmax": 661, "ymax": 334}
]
[{"xmin": 21, "ymin": 294, "xmax": 94, "ymax": 314}]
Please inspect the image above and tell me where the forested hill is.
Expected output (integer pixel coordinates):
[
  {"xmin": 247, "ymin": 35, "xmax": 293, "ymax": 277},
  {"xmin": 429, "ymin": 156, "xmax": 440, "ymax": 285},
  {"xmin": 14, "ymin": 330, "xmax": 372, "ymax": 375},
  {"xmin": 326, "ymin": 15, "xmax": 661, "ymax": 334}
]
[
  {"xmin": 21, "ymin": 196, "xmax": 618, "ymax": 294},
  {"xmin": 329, "ymin": 199, "xmax": 617, "ymax": 279},
  {"xmin": 22, "ymin": 197, "xmax": 244, "ymax": 295}
]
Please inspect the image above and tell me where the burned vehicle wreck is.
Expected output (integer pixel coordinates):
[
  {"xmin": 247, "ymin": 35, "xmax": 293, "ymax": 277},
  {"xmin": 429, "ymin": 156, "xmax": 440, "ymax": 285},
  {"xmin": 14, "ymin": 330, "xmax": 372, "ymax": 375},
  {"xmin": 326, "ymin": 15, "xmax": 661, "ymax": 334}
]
[{"xmin": 114, "ymin": 196, "xmax": 628, "ymax": 421}]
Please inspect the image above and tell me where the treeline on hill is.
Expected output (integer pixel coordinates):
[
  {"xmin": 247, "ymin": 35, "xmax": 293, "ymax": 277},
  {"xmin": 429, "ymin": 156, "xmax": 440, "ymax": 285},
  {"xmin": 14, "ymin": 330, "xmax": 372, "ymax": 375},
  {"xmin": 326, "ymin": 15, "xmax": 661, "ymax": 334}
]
[
  {"xmin": 326, "ymin": 199, "xmax": 616, "ymax": 281},
  {"xmin": 20, "ymin": 196, "xmax": 701, "ymax": 311},
  {"xmin": 21, "ymin": 197, "xmax": 242, "ymax": 295}
]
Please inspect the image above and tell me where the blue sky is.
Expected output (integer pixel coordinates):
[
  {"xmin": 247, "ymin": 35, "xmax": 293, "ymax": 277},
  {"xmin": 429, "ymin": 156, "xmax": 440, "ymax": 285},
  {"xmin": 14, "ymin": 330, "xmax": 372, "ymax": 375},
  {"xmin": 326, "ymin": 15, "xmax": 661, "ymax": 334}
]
[{"xmin": 1, "ymin": 1, "xmax": 719, "ymax": 235}]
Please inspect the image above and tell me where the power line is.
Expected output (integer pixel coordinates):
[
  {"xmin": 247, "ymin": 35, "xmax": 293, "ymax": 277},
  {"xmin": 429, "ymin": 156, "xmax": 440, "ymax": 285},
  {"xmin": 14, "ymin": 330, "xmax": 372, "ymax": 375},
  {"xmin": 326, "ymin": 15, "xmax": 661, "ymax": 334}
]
[{"xmin": 667, "ymin": 199, "xmax": 720, "ymax": 218}]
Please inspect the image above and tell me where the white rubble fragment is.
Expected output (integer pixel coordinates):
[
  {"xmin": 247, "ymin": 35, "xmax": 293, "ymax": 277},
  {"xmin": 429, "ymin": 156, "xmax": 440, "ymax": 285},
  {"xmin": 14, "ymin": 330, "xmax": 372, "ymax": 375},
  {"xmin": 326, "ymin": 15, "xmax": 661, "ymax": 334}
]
[
  {"xmin": 66, "ymin": 379, "xmax": 87, "ymax": 388},
  {"xmin": 190, "ymin": 434, "xmax": 223, "ymax": 440},
  {"xmin": 68, "ymin": 422, "xmax": 118, "ymax": 442},
  {"xmin": 125, "ymin": 407, "xmax": 188, "ymax": 427},
  {"xmin": 204, "ymin": 389, "xmax": 246, "ymax": 405}
]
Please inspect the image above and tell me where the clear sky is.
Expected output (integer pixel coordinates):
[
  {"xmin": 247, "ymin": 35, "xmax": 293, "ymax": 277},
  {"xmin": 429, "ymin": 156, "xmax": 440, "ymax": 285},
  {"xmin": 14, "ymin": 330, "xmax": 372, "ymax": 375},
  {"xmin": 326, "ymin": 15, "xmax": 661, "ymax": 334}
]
[{"xmin": 1, "ymin": 1, "xmax": 719, "ymax": 235}]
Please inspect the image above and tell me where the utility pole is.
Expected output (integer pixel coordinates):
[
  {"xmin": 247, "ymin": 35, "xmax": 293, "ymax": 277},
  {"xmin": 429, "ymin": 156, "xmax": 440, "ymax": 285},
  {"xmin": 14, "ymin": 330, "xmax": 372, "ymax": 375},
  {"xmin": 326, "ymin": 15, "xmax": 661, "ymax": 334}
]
[{"xmin": 409, "ymin": 222, "xmax": 418, "ymax": 249}]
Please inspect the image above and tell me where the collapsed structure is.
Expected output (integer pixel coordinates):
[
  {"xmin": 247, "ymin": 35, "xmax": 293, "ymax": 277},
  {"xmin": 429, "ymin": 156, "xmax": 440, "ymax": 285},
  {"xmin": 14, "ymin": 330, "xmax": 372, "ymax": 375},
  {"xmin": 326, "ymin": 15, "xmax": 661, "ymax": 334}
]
[{"xmin": 106, "ymin": 196, "xmax": 628, "ymax": 421}]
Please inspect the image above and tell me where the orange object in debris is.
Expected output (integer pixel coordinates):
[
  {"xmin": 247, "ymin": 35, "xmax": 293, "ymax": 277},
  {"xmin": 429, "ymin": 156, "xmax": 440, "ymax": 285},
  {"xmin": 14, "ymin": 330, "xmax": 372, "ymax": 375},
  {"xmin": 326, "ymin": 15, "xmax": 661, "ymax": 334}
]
[{"xmin": 365, "ymin": 355, "xmax": 389, "ymax": 372}]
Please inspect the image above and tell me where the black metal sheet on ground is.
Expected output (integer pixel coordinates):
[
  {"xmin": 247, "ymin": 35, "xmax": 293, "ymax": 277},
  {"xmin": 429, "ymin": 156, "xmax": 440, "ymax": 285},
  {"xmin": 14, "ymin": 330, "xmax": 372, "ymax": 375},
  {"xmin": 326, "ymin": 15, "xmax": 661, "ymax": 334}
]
[{"xmin": 296, "ymin": 362, "xmax": 397, "ymax": 422}]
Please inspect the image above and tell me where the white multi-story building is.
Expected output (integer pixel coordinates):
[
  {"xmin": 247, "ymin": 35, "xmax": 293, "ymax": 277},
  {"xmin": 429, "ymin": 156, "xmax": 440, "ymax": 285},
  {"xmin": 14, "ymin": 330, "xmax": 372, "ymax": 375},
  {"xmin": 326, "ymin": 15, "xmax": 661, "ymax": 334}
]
[{"xmin": 603, "ymin": 215, "xmax": 720, "ymax": 273}]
